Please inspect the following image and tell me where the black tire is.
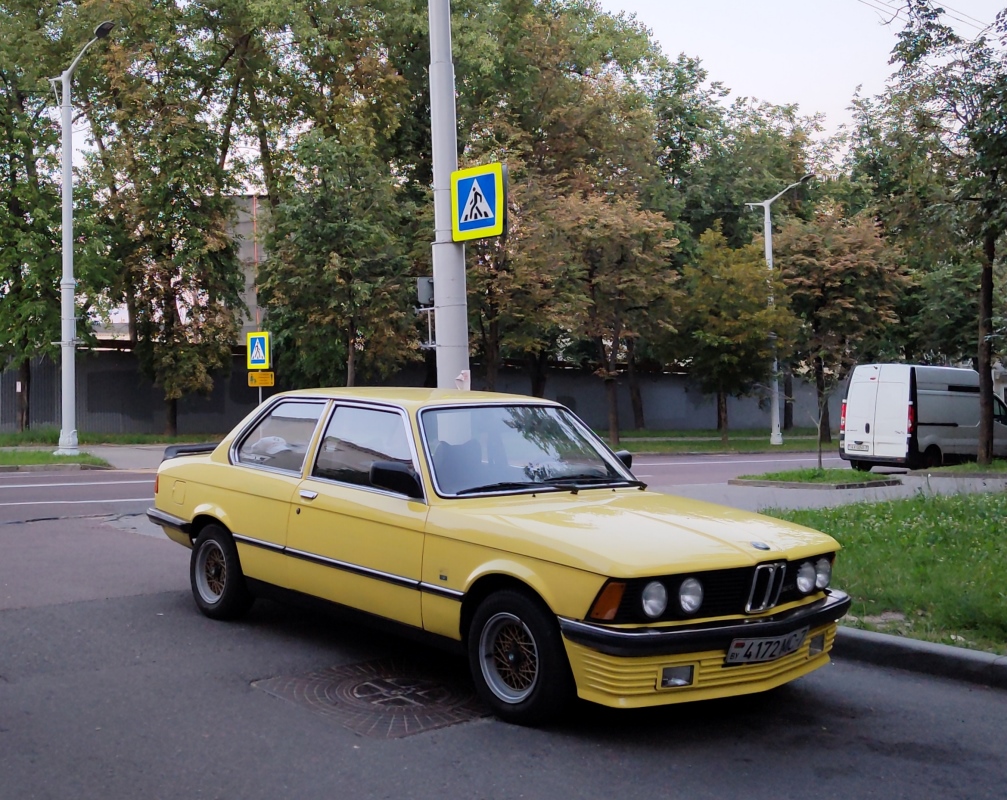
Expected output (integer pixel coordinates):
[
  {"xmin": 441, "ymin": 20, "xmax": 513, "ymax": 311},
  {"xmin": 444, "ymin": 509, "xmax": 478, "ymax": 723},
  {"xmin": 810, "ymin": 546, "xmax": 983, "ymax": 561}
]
[
  {"xmin": 923, "ymin": 446, "xmax": 943, "ymax": 469},
  {"xmin": 850, "ymin": 460, "xmax": 871, "ymax": 472},
  {"xmin": 467, "ymin": 589, "xmax": 574, "ymax": 725},
  {"xmin": 190, "ymin": 524, "xmax": 254, "ymax": 620}
]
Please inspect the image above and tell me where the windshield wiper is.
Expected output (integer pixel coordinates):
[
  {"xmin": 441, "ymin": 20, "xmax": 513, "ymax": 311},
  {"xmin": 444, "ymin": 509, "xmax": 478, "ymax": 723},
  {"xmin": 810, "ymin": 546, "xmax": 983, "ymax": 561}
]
[
  {"xmin": 455, "ymin": 481, "xmax": 567, "ymax": 495},
  {"xmin": 548, "ymin": 474, "xmax": 648, "ymax": 490}
]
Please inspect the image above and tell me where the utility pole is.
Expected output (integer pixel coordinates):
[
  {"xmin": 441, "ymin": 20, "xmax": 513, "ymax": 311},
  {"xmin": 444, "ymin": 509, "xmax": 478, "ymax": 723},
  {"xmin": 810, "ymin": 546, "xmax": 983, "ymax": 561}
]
[{"xmin": 428, "ymin": 0, "xmax": 470, "ymax": 389}]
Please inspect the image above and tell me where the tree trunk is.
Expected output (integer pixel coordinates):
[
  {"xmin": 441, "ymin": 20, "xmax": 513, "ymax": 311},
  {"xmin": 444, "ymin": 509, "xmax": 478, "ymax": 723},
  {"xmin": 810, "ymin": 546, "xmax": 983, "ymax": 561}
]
[
  {"xmin": 815, "ymin": 356, "xmax": 832, "ymax": 444},
  {"xmin": 483, "ymin": 316, "xmax": 500, "ymax": 391},
  {"xmin": 783, "ymin": 365, "xmax": 794, "ymax": 430},
  {"xmin": 165, "ymin": 397, "xmax": 178, "ymax": 437},
  {"xmin": 16, "ymin": 360, "xmax": 30, "ymax": 432},
  {"xmin": 627, "ymin": 338, "xmax": 645, "ymax": 429},
  {"xmin": 978, "ymin": 229, "xmax": 995, "ymax": 464},
  {"xmin": 606, "ymin": 378, "xmax": 620, "ymax": 446},
  {"xmin": 717, "ymin": 391, "xmax": 728, "ymax": 444},
  {"xmin": 346, "ymin": 331, "xmax": 356, "ymax": 388},
  {"xmin": 526, "ymin": 352, "xmax": 547, "ymax": 397}
]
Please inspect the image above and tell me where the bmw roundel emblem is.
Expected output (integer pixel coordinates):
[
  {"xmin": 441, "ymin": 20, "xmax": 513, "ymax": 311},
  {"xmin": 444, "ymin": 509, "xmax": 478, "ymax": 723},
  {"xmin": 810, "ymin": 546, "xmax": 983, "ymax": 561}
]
[{"xmin": 751, "ymin": 541, "xmax": 771, "ymax": 551}]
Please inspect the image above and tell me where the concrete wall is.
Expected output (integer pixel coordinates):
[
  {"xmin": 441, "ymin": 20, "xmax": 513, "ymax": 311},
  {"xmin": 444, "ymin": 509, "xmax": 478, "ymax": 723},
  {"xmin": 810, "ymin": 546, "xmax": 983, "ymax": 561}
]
[{"xmin": 1, "ymin": 352, "xmax": 839, "ymax": 436}]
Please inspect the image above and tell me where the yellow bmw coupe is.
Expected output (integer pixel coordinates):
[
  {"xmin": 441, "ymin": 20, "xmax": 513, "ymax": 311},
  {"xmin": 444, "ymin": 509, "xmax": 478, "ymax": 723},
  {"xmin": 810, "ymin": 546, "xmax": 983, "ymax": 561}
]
[{"xmin": 148, "ymin": 388, "xmax": 849, "ymax": 724}]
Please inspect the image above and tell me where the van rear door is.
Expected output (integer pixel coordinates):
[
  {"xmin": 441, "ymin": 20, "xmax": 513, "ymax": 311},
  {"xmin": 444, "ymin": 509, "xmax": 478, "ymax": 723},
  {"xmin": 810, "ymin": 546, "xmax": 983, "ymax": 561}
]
[
  {"xmin": 843, "ymin": 365, "xmax": 880, "ymax": 457},
  {"xmin": 873, "ymin": 365, "xmax": 912, "ymax": 459}
]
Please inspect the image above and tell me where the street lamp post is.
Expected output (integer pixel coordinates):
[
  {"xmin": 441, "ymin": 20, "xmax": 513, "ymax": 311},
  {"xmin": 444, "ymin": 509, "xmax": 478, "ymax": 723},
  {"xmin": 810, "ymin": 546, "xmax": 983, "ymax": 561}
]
[
  {"xmin": 746, "ymin": 172, "xmax": 814, "ymax": 446},
  {"xmin": 51, "ymin": 21, "xmax": 115, "ymax": 456}
]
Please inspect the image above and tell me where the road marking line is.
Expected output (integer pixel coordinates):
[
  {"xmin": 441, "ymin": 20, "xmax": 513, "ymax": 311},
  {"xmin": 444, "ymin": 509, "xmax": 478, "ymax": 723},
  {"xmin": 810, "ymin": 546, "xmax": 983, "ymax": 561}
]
[
  {"xmin": 633, "ymin": 457, "xmax": 844, "ymax": 467},
  {"xmin": 0, "ymin": 480, "xmax": 152, "ymax": 491},
  {"xmin": 0, "ymin": 498, "xmax": 151, "ymax": 508}
]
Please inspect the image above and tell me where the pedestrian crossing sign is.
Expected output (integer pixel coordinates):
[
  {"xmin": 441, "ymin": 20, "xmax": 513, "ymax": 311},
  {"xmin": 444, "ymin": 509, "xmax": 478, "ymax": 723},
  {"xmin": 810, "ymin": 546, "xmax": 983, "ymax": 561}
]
[
  {"xmin": 247, "ymin": 331, "xmax": 270, "ymax": 370},
  {"xmin": 451, "ymin": 162, "xmax": 506, "ymax": 242}
]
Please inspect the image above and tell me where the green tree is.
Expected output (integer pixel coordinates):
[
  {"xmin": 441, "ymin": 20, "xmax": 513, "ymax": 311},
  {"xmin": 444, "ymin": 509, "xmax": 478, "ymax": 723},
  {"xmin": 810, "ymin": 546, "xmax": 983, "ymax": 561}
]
[
  {"xmin": 670, "ymin": 227, "xmax": 798, "ymax": 441},
  {"xmin": 775, "ymin": 208, "xmax": 907, "ymax": 447},
  {"xmin": 883, "ymin": 1, "xmax": 1007, "ymax": 462},
  {"xmin": 82, "ymin": 0, "xmax": 246, "ymax": 434},
  {"xmin": 258, "ymin": 130, "xmax": 418, "ymax": 387}
]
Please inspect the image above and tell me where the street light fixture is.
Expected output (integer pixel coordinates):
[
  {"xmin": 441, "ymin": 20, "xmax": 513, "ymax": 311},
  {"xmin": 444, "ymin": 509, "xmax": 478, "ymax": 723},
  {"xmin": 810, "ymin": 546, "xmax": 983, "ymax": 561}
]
[
  {"xmin": 51, "ymin": 21, "xmax": 115, "ymax": 456},
  {"xmin": 746, "ymin": 172, "xmax": 814, "ymax": 447}
]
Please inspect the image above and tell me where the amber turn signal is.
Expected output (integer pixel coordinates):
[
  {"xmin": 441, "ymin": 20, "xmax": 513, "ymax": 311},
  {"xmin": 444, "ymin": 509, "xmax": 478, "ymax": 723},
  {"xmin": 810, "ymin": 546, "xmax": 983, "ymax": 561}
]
[{"xmin": 588, "ymin": 581, "xmax": 626, "ymax": 621}]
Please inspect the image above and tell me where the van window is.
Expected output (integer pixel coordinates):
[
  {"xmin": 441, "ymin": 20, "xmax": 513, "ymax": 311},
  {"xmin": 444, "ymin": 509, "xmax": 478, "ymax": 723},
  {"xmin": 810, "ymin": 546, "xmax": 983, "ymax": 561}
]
[{"xmin": 995, "ymin": 396, "xmax": 1007, "ymax": 426}]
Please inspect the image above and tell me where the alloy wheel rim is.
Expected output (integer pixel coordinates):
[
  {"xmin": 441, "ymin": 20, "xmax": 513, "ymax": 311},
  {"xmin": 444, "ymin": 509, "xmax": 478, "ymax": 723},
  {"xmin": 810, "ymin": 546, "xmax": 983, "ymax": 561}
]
[
  {"xmin": 196, "ymin": 541, "xmax": 226, "ymax": 603},
  {"xmin": 479, "ymin": 612, "xmax": 539, "ymax": 703}
]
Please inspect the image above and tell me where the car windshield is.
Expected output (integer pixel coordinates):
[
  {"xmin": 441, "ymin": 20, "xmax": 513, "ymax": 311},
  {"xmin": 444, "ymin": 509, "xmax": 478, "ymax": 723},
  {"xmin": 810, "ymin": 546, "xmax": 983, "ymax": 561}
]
[{"xmin": 420, "ymin": 404, "xmax": 635, "ymax": 496}]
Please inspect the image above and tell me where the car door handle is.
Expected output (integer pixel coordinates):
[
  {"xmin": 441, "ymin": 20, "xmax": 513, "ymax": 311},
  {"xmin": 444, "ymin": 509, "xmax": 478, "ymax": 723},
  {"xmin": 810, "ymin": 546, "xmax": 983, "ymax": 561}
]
[{"xmin": 299, "ymin": 490, "xmax": 318, "ymax": 500}]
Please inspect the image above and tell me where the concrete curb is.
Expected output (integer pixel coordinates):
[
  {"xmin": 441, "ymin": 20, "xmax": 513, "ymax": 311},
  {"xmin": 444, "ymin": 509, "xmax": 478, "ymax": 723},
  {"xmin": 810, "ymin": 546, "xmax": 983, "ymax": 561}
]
[
  {"xmin": 0, "ymin": 463, "xmax": 111, "ymax": 473},
  {"xmin": 728, "ymin": 478, "xmax": 902, "ymax": 489},
  {"xmin": 836, "ymin": 627, "xmax": 1007, "ymax": 689}
]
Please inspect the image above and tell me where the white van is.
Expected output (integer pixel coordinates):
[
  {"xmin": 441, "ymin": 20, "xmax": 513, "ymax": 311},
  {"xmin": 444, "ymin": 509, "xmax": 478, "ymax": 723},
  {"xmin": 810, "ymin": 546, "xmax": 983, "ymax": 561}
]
[{"xmin": 839, "ymin": 364, "xmax": 1007, "ymax": 470}]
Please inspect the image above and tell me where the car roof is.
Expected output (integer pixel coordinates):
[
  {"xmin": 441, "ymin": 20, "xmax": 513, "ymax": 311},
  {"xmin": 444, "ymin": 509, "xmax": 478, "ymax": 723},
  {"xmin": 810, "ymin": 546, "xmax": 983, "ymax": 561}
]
[{"xmin": 271, "ymin": 387, "xmax": 561, "ymax": 412}]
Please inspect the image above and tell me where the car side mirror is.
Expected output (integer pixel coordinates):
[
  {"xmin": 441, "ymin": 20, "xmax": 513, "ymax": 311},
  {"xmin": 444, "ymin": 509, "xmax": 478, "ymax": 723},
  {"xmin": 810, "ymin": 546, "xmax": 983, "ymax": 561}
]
[
  {"xmin": 370, "ymin": 461, "xmax": 424, "ymax": 499},
  {"xmin": 615, "ymin": 450, "xmax": 633, "ymax": 470}
]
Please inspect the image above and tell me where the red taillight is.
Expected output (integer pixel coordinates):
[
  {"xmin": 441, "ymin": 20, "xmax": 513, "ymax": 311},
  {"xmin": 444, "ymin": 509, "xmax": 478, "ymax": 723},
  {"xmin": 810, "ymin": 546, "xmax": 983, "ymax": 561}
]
[
  {"xmin": 907, "ymin": 403, "xmax": 915, "ymax": 435},
  {"xmin": 154, "ymin": 474, "xmax": 159, "ymax": 495},
  {"xmin": 840, "ymin": 400, "xmax": 847, "ymax": 433}
]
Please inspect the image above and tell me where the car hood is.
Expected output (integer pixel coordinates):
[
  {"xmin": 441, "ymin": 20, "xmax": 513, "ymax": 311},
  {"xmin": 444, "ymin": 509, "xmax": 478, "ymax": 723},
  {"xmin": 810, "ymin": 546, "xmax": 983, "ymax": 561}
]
[{"xmin": 426, "ymin": 489, "xmax": 838, "ymax": 578}]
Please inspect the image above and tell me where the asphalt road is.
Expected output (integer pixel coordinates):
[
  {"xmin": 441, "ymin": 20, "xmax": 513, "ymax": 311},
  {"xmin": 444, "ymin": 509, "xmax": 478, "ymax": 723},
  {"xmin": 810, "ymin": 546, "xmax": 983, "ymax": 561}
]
[
  {"xmin": 0, "ymin": 520, "xmax": 1002, "ymax": 799},
  {"xmin": 632, "ymin": 451, "xmax": 849, "ymax": 491},
  {"xmin": 0, "ymin": 470, "xmax": 154, "ymax": 524},
  {"xmin": 1, "ymin": 485, "xmax": 1005, "ymax": 799}
]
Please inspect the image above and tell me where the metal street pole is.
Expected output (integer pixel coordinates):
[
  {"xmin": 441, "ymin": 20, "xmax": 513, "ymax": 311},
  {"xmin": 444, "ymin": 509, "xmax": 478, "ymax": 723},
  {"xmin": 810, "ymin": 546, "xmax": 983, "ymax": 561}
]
[
  {"xmin": 52, "ymin": 21, "xmax": 115, "ymax": 456},
  {"xmin": 428, "ymin": 0, "xmax": 470, "ymax": 389},
  {"xmin": 746, "ymin": 172, "xmax": 814, "ymax": 447}
]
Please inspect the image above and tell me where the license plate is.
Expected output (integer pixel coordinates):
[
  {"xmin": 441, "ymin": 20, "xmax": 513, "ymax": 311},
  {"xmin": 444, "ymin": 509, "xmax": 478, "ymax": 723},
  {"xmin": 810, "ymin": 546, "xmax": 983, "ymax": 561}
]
[
  {"xmin": 725, "ymin": 627, "xmax": 808, "ymax": 665},
  {"xmin": 846, "ymin": 443, "xmax": 869, "ymax": 452}
]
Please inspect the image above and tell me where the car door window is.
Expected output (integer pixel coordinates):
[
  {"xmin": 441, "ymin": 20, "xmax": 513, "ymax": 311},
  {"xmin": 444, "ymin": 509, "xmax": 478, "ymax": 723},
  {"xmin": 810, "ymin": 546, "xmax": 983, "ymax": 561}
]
[
  {"xmin": 312, "ymin": 406, "xmax": 414, "ymax": 488},
  {"xmin": 995, "ymin": 396, "xmax": 1007, "ymax": 426},
  {"xmin": 235, "ymin": 401, "xmax": 325, "ymax": 473}
]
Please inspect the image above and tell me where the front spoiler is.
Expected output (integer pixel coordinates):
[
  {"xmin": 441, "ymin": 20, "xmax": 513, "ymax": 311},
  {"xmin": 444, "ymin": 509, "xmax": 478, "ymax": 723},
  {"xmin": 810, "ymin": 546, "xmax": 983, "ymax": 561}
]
[{"xmin": 559, "ymin": 590, "xmax": 851, "ymax": 658}]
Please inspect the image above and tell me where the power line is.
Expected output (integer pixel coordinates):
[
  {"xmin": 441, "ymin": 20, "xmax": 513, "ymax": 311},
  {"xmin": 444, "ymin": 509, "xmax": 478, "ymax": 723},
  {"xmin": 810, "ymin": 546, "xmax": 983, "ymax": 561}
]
[{"xmin": 876, "ymin": 0, "xmax": 990, "ymax": 32}]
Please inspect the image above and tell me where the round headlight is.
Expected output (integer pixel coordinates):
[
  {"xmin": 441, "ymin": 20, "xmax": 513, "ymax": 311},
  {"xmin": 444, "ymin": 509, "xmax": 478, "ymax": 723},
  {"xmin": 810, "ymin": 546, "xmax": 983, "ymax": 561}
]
[
  {"xmin": 796, "ymin": 561, "xmax": 817, "ymax": 594},
  {"xmin": 815, "ymin": 557, "xmax": 832, "ymax": 590},
  {"xmin": 641, "ymin": 581, "xmax": 668, "ymax": 619},
  {"xmin": 678, "ymin": 577, "xmax": 704, "ymax": 615}
]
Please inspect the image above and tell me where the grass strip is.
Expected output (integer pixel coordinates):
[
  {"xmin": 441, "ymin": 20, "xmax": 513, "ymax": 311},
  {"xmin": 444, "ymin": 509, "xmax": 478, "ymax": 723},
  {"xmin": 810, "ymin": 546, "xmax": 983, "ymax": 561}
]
[
  {"xmin": 0, "ymin": 428, "xmax": 223, "ymax": 447},
  {"xmin": 737, "ymin": 468, "xmax": 891, "ymax": 483},
  {"xmin": 768, "ymin": 492, "xmax": 1007, "ymax": 655},
  {"xmin": 0, "ymin": 450, "xmax": 109, "ymax": 467}
]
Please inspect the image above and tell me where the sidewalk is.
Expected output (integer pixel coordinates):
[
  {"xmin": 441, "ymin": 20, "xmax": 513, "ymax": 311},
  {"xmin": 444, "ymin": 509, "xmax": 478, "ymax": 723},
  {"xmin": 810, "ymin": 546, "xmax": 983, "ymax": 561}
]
[{"xmin": 81, "ymin": 444, "xmax": 166, "ymax": 471}]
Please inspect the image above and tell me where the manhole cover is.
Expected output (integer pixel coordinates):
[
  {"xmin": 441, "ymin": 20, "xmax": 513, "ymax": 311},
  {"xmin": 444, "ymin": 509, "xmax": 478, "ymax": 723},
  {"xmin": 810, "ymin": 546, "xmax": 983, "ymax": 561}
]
[{"xmin": 253, "ymin": 658, "xmax": 488, "ymax": 738}]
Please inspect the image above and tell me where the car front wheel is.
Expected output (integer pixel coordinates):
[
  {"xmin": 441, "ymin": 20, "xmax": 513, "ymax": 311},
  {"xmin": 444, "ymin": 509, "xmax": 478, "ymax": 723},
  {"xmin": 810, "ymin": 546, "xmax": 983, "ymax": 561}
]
[
  {"xmin": 190, "ymin": 525, "xmax": 254, "ymax": 620},
  {"xmin": 468, "ymin": 589, "xmax": 573, "ymax": 725}
]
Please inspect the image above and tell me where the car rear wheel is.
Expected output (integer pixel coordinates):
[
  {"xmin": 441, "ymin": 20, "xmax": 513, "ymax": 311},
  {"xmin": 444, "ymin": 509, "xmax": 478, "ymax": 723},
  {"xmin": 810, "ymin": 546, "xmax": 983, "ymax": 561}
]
[
  {"xmin": 190, "ymin": 525, "xmax": 254, "ymax": 620},
  {"xmin": 850, "ymin": 460, "xmax": 871, "ymax": 472},
  {"xmin": 468, "ymin": 589, "xmax": 573, "ymax": 725}
]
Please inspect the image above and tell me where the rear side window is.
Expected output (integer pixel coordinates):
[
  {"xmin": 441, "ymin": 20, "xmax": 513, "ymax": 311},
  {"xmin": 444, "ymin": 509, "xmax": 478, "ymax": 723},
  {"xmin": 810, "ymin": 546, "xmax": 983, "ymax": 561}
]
[
  {"xmin": 235, "ymin": 401, "xmax": 325, "ymax": 473},
  {"xmin": 312, "ymin": 405, "xmax": 414, "ymax": 489}
]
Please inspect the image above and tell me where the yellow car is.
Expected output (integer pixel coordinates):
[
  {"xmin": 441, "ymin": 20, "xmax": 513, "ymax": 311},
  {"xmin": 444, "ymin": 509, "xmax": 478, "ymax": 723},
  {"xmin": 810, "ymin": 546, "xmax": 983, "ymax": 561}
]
[{"xmin": 148, "ymin": 388, "xmax": 849, "ymax": 725}]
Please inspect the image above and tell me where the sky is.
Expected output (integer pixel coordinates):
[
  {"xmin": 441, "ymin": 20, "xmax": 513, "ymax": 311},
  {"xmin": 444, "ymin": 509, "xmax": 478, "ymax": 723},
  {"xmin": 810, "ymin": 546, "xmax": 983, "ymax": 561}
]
[{"xmin": 595, "ymin": 0, "xmax": 1005, "ymax": 136}]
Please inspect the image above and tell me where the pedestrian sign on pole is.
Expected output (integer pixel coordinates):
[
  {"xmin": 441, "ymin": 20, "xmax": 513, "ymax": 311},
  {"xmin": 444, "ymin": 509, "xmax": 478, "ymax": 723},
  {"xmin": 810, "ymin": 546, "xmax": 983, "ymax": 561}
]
[
  {"xmin": 248, "ymin": 371, "xmax": 274, "ymax": 387},
  {"xmin": 451, "ymin": 162, "xmax": 506, "ymax": 242},
  {"xmin": 247, "ymin": 331, "xmax": 270, "ymax": 370}
]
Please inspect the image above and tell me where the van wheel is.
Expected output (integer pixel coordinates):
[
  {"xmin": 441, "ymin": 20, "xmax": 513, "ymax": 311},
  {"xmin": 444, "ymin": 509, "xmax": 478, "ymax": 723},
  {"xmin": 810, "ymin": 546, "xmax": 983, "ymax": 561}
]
[
  {"xmin": 851, "ymin": 460, "xmax": 871, "ymax": 472},
  {"xmin": 922, "ymin": 446, "xmax": 943, "ymax": 469}
]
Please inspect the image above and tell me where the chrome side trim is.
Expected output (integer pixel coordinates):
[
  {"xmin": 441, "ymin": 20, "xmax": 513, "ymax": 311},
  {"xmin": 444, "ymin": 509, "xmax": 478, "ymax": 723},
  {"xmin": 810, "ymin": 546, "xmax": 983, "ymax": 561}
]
[
  {"xmin": 419, "ymin": 582, "xmax": 465, "ymax": 600},
  {"xmin": 284, "ymin": 547, "xmax": 419, "ymax": 591},
  {"xmin": 560, "ymin": 590, "xmax": 851, "ymax": 658},
  {"xmin": 146, "ymin": 507, "xmax": 190, "ymax": 533},
  {"xmin": 232, "ymin": 532, "xmax": 285, "ymax": 553}
]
